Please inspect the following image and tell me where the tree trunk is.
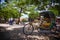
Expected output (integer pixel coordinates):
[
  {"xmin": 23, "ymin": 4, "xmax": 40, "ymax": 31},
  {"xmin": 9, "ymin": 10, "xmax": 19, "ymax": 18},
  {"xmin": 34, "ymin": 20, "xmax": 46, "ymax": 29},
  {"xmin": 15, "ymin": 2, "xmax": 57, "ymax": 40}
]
[{"xmin": 4, "ymin": 18, "xmax": 7, "ymax": 23}]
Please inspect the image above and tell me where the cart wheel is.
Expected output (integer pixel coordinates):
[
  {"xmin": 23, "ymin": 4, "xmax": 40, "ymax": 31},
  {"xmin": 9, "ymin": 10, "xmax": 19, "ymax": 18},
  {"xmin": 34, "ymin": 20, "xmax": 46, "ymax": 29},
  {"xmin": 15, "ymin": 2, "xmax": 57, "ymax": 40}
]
[{"xmin": 23, "ymin": 24, "xmax": 34, "ymax": 35}]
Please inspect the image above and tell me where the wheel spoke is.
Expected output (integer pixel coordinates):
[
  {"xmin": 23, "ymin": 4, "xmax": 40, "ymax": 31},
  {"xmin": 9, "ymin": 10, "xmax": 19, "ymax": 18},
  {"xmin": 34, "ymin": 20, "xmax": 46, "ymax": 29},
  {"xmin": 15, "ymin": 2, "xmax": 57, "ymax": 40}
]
[{"xmin": 23, "ymin": 24, "xmax": 34, "ymax": 35}]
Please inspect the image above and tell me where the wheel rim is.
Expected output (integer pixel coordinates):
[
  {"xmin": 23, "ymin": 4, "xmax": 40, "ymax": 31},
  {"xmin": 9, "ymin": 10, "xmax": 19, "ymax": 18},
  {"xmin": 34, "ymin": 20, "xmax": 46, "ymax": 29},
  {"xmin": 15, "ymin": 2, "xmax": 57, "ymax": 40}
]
[{"xmin": 24, "ymin": 24, "xmax": 33, "ymax": 34}]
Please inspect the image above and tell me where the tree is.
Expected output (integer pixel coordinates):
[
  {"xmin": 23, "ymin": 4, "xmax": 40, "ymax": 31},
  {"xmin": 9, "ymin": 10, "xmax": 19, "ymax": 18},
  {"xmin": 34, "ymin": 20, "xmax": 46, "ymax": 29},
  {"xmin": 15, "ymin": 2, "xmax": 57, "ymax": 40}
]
[
  {"xmin": 0, "ymin": 2, "xmax": 20, "ymax": 23},
  {"xmin": 0, "ymin": 0, "xmax": 59, "ymax": 23},
  {"xmin": 29, "ymin": 11, "xmax": 39, "ymax": 20}
]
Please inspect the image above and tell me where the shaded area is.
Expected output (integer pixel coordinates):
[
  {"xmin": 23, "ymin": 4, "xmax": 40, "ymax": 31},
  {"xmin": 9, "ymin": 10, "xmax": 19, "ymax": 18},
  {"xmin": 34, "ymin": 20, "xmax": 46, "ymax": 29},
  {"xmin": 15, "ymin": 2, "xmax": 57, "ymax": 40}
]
[{"xmin": 0, "ymin": 25, "xmax": 60, "ymax": 40}]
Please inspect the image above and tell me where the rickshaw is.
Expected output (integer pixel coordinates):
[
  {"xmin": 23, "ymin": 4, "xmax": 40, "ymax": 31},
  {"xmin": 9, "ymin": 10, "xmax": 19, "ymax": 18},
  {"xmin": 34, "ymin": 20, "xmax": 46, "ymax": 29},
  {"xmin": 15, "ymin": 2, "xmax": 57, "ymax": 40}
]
[{"xmin": 23, "ymin": 10, "xmax": 57, "ymax": 35}]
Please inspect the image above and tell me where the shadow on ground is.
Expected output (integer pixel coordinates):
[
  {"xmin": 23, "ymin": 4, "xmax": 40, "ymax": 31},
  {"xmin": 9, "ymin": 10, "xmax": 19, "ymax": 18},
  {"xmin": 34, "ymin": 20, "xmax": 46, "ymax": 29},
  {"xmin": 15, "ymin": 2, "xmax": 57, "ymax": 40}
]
[{"xmin": 0, "ymin": 26, "xmax": 60, "ymax": 40}]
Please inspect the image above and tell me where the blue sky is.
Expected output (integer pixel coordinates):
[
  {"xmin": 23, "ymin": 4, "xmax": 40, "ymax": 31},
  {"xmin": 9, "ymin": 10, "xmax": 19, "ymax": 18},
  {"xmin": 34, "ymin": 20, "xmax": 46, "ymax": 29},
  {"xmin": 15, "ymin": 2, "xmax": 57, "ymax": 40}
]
[{"xmin": 1, "ymin": 0, "xmax": 5, "ymax": 4}]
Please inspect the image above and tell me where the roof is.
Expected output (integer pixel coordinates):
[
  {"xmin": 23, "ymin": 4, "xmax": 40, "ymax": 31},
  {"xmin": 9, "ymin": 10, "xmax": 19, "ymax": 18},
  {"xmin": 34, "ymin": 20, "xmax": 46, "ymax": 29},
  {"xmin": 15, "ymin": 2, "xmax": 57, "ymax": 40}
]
[
  {"xmin": 39, "ymin": 10, "xmax": 55, "ymax": 18},
  {"xmin": 39, "ymin": 10, "xmax": 50, "ymax": 13}
]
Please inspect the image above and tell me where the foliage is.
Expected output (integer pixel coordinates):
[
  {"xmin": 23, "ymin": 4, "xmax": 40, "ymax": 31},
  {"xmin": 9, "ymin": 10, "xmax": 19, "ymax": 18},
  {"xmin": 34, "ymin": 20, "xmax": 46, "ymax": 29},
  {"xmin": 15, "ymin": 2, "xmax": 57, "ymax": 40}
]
[
  {"xmin": 22, "ymin": 19, "xmax": 28, "ymax": 22},
  {"xmin": 0, "ymin": 0, "xmax": 59, "ymax": 20},
  {"xmin": 0, "ymin": 3, "xmax": 19, "ymax": 19},
  {"xmin": 49, "ymin": 6, "xmax": 59, "ymax": 16},
  {"xmin": 29, "ymin": 11, "xmax": 39, "ymax": 19}
]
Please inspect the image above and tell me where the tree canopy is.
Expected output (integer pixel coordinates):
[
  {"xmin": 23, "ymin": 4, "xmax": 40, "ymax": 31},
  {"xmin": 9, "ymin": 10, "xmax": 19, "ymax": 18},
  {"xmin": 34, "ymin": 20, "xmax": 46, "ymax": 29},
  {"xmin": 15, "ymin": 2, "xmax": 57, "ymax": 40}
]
[{"xmin": 0, "ymin": 0, "xmax": 60, "ymax": 20}]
